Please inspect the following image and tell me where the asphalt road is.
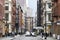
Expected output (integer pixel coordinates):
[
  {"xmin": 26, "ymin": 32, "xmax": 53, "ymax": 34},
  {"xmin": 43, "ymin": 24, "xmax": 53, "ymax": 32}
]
[{"xmin": 0, "ymin": 34, "xmax": 57, "ymax": 40}]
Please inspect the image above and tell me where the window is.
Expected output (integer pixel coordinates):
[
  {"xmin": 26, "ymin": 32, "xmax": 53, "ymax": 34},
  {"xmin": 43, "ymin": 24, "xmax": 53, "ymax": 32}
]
[
  {"xmin": 16, "ymin": 15, "xmax": 19, "ymax": 23},
  {"xmin": 5, "ymin": 23, "xmax": 9, "ymax": 28},
  {"xmin": 48, "ymin": 13, "xmax": 52, "ymax": 21},
  {"xmin": 48, "ymin": 3, "xmax": 52, "ymax": 8},
  {"xmin": 5, "ymin": 3, "xmax": 9, "ymax": 4},
  {"xmin": 5, "ymin": 13, "xmax": 9, "ymax": 21},
  {"xmin": 5, "ymin": 6, "xmax": 9, "ymax": 10}
]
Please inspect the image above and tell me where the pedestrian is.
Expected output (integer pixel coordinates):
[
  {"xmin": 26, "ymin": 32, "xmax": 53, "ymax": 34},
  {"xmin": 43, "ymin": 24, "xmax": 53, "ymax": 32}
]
[
  {"xmin": 50, "ymin": 32, "xmax": 52, "ymax": 37},
  {"xmin": 42, "ymin": 32, "xmax": 44, "ymax": 37},
  {"xmin": 41, "ymin": 32, "xmax": 43, "ymax": 38},
  {"xmin": 5, "ymin": 27, "xmax": 9, "ymax": 37},
  {"xmin": 57, "ymin": 35, "xmax": 60, "ymax": 40},
  {"xmin": 42, "ymin": 36, "xmax": 45, "ymax": 40},
  {"xmin": 45, "ymin": 33, "xmax": 48, "ymax": 39},
  {"xmin": 41, "ymin": 30, "xmax": 44, "ymax": 38}
]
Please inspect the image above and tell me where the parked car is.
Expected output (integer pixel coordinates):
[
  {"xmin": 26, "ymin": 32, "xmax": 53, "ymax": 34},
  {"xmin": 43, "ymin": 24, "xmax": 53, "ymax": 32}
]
[
  {"xmin": 31, "ymin": 32, "xmax": 36, "ymax": 37},
  {"xmin": 25, "ymin": 31, "xmax": 31, "ymax": 36}
]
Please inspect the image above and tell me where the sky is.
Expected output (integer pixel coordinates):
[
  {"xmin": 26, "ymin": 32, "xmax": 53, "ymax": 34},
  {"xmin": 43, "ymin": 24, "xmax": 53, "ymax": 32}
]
[
  {"xmin": 17, "ymin": 0, "xmax": 37, "ymax": 17},
  {"xmin": 27, "ymin": 0, "xmax": 37, "ymax": 17}
]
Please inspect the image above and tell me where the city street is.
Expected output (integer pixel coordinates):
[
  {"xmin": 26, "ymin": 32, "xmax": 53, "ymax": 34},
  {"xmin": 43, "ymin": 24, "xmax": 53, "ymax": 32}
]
[
  {"xmin": 0, "ymin": 34, "xmax": 57, "ymax": 40},
  {"xmin": 0, "ymin": 0, "xmax": 60, "ymax": 40}
]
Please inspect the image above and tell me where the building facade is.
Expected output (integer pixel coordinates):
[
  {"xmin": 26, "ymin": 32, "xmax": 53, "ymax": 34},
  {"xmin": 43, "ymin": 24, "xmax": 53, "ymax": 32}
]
[
  {"xmin": 12, "ymin": 0, "xmax": 16, "ymax": 34},
  {"xmin": 19, "ymin": 6, "xmax": 24, "ymax": 34},
  {"xmin": 0, "ymin": 0, "xmax": 5, "ymax": 36},
  {"xmin": 16, "ymin": 0, "xmax": 25, "ymax": 34},
  {"xmin": 42, "ymin": 0, "xmax": 52, "ymax": 34},
  {"xmin": 25, "ymin": 7, "xmax": 33, "ymax": 32},
  {"xmin": 25, "ymin": 17, "xmax": 33, "ymax": 32},
  {"xmin": 4, "ymin": 0, "xmax": 13, "ymax": 35},
  {"xmin": 0, "ymin": 0, "xmax": 16, "ymax": 36},
  {"xmin": 37, "ymin": 0, "xmax": 43, "ymax": 26},
  {"xmin": 52, "ymin": 0, "xmax": 60, "ymax": 36},
  {"xmin": 0, "ymin": 0, "xmax": 25, "ymax": 36},
  {"xmin": 44, "ymin": 0, "xmax": 52, "ymax": 34}
]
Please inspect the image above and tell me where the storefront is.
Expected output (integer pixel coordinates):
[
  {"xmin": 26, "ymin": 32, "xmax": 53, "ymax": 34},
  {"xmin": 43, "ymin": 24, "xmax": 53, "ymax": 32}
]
[
  {"xmin": 46, "ymin": 25, "xmax": 51, "ymax": 34},
  {"xmin": 53, "ymin": 21, "xmax": 60, "ymax": 39},
  {"xmin": 0, "ymin": 20, "xmax": 5, "ymax": 37}
]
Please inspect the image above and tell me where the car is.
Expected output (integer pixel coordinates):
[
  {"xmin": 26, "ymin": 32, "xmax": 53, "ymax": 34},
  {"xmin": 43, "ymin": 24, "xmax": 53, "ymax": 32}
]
[
  {"xmin": 31, "ymin": 32, "xmax": 36, "ymax": 37},
  {"xmin": 25, "ymin": 31, "xmax": 31, "ymax": 36}
]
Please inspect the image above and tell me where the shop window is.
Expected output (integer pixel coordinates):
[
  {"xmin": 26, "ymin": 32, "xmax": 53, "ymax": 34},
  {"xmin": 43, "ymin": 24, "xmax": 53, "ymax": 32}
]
[
  {"xmin": 7, "ymin": 24, "xmax": 9, "ymax": 28},
  {"xmin": 5, "ymin": 13, "xmax": 9, "ymax": 21},
  {"xmin": 5, "ymin": 6, "xmax": 9, "ymax": 10},
  {"xmin": 48, "ymin": 3, "xmax": 52, "ymax": 9},
  {"xmin": 48, "ymin": 13, "xmax": 52, "ymax": 21}
]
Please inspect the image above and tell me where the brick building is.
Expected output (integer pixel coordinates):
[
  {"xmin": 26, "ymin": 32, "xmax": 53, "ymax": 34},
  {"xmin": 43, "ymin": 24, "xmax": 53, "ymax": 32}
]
[
  {"xmin": 52, "ymin": 0, "xmax": 60, "ymax": 36},
  {"xmin": 25, "ymin": 17, "xmax": 33, "ymax": 32},
  {"xmin": 0, "ymin": 0, "xmax": 5, "ymax": 36},
  {"xmin": 19, "ymin": 5, "xmax": 23, "ymax": 34},
  {"xmin": 12, "ymin": 0, "xmax": 16, "ymax": 33},
  {"xmin": 0, "ymin": 0, "xmax": 4, "ymax": 20},
  {"xmin": 3, "ymin": 0, "xmax": 17, "ymax": 35},
  {"xmin": 0, "ymin": 0, "xmax": 24, "ymax": 36}
]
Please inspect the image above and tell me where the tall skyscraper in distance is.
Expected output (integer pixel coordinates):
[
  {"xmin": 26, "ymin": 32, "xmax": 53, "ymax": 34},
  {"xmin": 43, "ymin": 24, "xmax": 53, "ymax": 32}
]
[
  {"xmin": 37, "ymin": 0, "xmax": 42, "ymax": 26},
  {"xmin": 17, "ymin": 0, "xmax": 26, "ymax": 7}
]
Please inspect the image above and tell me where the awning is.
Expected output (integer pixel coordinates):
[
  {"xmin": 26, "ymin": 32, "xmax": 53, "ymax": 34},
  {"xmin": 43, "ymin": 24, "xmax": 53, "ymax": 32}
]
[
  {"xmin": 56, "ymin": 21, "xmax": 60, "ymax": 25},
  {"xmin": 33, "ymin": 27, "xmax": 44, "ymax": 29}
]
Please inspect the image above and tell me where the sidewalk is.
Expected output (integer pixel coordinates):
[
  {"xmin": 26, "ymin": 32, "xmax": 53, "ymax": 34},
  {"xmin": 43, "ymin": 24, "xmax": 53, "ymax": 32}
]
[
  {"xmin": 0, "ymin": 34, "xmax": 21, "ymax": 40},
  {"xmin": 47, "ymin": 37, "xmax": 57, "ymax": 40},
  {"xmin": 0, "ymin": 37, "xmax": 13, "ymax": 40},
  {"xmin": 0, "ymin": 35, "xmax": 58, "ymax": 40}
]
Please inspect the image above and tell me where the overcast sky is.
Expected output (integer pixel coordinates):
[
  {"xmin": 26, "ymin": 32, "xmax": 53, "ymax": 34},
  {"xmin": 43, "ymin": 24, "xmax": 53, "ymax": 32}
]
[
  {"xmin": 17, "ymin": 0, "xmax": 37, "ymax": 17},
  {"xmin": 27, "ymin": 0, "xmax": 37, "ymax": 17}
]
